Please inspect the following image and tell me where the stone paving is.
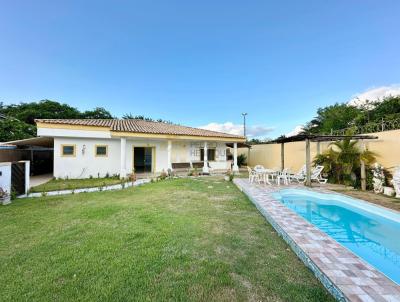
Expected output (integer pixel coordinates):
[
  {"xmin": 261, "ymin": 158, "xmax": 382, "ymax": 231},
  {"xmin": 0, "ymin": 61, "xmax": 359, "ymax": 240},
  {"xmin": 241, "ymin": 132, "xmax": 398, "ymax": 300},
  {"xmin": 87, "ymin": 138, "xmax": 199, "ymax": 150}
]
[{"xmin": 233, "ymin": 178, "xmax": 400, "ymax": 302}]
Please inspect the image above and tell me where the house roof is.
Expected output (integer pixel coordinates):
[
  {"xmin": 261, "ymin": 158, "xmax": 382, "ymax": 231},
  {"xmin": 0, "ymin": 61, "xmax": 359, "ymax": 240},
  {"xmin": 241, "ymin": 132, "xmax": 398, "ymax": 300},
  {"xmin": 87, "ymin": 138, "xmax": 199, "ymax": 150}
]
[{"xmin": 35, "ymin": 119, "xmax": 245, "ymax": 140}]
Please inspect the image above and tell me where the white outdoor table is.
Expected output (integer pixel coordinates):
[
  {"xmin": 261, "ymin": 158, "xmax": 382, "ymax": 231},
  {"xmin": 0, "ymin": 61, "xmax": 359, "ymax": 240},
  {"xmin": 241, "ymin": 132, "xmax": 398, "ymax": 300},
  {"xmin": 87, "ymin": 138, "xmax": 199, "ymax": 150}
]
[{"xmin": 255, "ymin": 169, "xmax": 278, "ymax": 185}]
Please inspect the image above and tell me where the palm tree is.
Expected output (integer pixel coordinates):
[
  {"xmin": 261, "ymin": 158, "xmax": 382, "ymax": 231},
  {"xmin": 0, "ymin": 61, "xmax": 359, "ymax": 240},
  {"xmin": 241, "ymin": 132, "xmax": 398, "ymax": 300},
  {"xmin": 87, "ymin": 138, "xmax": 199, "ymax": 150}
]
[{"xmin": 314, "ymin": 137, "xmax": 376, "ymax": 185}]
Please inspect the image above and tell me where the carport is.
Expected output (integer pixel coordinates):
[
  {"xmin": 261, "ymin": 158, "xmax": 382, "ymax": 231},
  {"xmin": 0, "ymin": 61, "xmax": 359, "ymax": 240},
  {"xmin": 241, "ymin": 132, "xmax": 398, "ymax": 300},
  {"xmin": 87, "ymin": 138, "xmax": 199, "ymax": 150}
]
[{"xmin": 0, "ymin": 137, "xmax": 54, "ymax": 177}]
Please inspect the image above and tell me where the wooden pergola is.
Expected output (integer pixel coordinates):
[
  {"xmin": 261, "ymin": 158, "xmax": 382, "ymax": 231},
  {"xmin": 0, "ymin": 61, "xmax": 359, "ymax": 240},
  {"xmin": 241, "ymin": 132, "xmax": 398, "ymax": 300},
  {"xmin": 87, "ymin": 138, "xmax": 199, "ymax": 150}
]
[{"xmin": 269, "ymin": 134, "xmax": 378, "ymax": 188}]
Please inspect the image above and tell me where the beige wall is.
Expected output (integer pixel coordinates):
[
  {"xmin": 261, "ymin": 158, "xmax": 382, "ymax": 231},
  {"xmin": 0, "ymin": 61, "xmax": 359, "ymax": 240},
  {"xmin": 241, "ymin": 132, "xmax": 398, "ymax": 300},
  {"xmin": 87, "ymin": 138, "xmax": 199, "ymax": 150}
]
[
  {"xmin": 171, "ymin": 141, "xmax": 189, "ymax": 163},
  {"xmin": 241, "ymin": 129, "xmax": 400, "ymax": 173}
]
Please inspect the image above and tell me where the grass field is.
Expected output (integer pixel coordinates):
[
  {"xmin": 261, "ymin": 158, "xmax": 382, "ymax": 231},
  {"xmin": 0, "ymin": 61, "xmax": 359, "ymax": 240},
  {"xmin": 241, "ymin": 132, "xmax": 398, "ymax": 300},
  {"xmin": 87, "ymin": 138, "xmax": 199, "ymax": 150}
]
[
  {"xmin": 1, "ymin": 177, "xmax": 333, "ymax": 301},
  {"xmin": 29, "ymin": 177, "xmax": 125, "ymax": 192}
]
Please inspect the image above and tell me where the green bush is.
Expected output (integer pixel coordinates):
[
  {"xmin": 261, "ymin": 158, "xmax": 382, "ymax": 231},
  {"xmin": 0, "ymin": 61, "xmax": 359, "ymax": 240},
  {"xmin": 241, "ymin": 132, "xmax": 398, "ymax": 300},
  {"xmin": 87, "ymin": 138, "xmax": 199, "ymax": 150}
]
[
  {"xmin": 237, "ymin": 154, "xmax": 247, "ymax": 167},
  {"xmin": 312, "ymin": 137, "xmax": 376, "ymax": 187}
]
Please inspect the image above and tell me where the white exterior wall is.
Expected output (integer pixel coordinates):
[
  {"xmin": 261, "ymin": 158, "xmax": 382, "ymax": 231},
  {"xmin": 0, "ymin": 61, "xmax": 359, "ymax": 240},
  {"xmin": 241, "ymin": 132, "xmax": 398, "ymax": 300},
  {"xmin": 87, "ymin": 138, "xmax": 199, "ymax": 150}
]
[
  {"xmin": 38, "ymin": 128, "xmax": 111, "ymax": 138},
  {"xmin": 0, "ymin": 162, "xmax": 12, "ymax": 194},
  {"xmin": 53, "ymin": 137, "xmax": 170, "ymax": 179},
  {"xmin": 54, "ymin": 137, "xmax": 121, "ymax": 179},
  {"xmin": 42, "ymin": 126, "xmax": 234, "ymax": 179},
  {"xmin": 127, "ymin": 139, "xmax": 168, "ymax": 174}
]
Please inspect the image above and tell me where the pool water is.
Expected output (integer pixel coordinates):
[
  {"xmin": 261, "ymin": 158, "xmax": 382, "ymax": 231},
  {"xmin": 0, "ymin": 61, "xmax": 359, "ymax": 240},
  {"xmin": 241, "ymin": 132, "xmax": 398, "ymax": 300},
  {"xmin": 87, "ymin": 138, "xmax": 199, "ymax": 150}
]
[{"xmin": 273, "ymin": 189, "xmax": 400, "ymax": 284}]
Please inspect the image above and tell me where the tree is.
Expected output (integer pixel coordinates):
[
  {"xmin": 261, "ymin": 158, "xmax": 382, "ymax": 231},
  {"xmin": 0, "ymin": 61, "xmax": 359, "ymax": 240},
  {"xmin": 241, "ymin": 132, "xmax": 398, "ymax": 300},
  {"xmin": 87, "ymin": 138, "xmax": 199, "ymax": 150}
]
[
  {"xmin": 0, "ymin": 100, "xmax": 81, "ymax": 125},
  {"xmin": 368, "ymin": 96, "xmax": 400, "ymax": 122},
  {"xmin": 313, "ymin": 137, "xmax": 376, "ymax": 186},
  {"xmin": 122, "ymin": 113, "xmax": 173, "ymax": 124},
  {"xmin": 0, "ymin": 118, "xmax": 36, "ymax": 141},
  {"xmin": 304, "ymin": 103, "xmax": 360, "ymax": 134},
  {"xmin": 0, "ymin": 100, "xmax": 115, "ymax": 141},
  {"xmin": 82, "ymin": 107, "xmax": 113, "ymax": 119}
]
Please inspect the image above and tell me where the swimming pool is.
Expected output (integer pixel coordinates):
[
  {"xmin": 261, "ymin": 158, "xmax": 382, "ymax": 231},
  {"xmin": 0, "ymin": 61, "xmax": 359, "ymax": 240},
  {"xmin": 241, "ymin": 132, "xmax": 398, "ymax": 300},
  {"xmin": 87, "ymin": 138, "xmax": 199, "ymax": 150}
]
[{"xmin": 273, "ymin": 189, "xmax": 400, "ymax": 285}]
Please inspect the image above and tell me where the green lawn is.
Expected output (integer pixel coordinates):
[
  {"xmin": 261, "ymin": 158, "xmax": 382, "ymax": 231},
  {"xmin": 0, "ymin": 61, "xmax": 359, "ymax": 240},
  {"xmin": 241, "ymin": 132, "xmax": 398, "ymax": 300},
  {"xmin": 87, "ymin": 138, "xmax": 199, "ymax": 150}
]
[
  {"xmin": 0, "ymin": 178, "xmax": 333, "ymax": 301},
  {"xmin": 30, "ymin": 177, "xmax": 125, "ymax": 193}
]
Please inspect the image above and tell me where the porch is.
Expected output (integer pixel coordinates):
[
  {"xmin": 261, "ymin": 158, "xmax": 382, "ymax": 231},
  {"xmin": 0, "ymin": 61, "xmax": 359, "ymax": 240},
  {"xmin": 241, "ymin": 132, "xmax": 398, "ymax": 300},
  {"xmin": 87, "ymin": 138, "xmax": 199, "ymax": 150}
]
[{"xmin": 118, "ymin": 138, "xmax": 247, "ymax": 178}]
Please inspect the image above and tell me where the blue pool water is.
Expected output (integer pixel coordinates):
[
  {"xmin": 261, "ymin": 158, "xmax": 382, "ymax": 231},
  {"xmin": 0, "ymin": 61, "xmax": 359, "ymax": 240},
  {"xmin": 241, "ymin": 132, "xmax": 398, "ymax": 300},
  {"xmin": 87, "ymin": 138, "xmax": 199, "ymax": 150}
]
[{"xmin": 273, "ymin": 189, "xmax": 400, "ymax": 284}]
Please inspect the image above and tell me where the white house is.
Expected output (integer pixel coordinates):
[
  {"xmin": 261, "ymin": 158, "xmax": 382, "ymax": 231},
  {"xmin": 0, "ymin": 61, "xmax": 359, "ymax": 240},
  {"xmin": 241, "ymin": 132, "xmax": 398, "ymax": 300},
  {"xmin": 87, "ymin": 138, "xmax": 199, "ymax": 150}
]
[{"xmin": 35, "ymin": 119, "xmax": 246, "ymax": 179}]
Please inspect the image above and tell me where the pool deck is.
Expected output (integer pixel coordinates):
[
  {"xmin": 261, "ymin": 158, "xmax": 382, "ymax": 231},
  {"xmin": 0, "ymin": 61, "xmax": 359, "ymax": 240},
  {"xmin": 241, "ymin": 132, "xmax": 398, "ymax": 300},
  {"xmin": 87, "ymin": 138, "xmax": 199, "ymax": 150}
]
[{"xmin": 233, "ymin": 178, "xmax": 400, "ymax": 302}]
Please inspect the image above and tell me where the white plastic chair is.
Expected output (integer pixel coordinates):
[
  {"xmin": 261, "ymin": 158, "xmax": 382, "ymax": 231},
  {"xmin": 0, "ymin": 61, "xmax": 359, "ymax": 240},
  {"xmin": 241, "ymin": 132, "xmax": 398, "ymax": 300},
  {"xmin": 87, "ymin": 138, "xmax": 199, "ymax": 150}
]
[
  {"xmin": 277, "ymin": 168, "xmax": 290, "ymax": 185},
  {"xmin": 247, "ymin": 166, "xmax": 261, "ymax": 184},
  {"xmin": 310, "ymin": 165, "xmax": 328, "ymax": 184},
  {"xmin": 290, "ymin": 165, "xmax": 306, "ymax": 183}
]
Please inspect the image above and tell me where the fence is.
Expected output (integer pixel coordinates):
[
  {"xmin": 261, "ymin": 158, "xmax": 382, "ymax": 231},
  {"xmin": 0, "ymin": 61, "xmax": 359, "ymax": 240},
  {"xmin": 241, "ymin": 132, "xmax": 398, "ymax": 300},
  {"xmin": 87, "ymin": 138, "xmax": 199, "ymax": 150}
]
[
  {"xmin": 330, "ymin": 118, "xmax": 400, "ymax": 136},
  {"xmin": 240, "ymin": 128, "xmax": 400, "ymax": 173}
]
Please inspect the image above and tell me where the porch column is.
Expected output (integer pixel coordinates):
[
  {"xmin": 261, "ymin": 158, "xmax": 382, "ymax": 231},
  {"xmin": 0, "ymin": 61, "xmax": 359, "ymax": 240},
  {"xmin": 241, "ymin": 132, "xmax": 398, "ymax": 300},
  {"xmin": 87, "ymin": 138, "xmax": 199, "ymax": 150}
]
[
  {"xmin": 203, "ymin": 142, "xmax": 209, "ymax": 174},
  {"xmin": 167, "ymin": 140, "xmax": 172, "ymax": 170},
  {"xmin": 120, "ymin": 137, "xmax": 127, "ymax": 178},
  {"xmin": 232, "ymin": 142, "xmax": 239, "ymax": 172}
]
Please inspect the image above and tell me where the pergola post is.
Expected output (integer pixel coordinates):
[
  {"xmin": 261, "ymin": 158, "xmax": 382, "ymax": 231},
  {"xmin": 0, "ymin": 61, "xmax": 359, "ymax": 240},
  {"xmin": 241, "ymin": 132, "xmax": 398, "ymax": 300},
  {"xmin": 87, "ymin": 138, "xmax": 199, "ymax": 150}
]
[
  {"xmin": 280, "ymin": 143, "xmax": 285, "ymax": 171},
  {"xmin": 316, "ymin": 141, "xmax": 321, "ymax": 155},
  {"xmin": 360, "ymin": 140, "xmax": 366, "ymax": 191},
  {"xmin": 305, "ymin": 138, "xmax": 311, "ymax": 187}
]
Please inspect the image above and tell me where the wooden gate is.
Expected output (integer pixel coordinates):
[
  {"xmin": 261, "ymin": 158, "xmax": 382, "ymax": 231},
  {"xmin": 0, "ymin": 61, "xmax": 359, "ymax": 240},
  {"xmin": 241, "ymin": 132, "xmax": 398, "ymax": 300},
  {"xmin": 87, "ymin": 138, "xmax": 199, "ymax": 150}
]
[{"xmin": 11, "ymin": 162, "xmax": 26, "ymax": 195}]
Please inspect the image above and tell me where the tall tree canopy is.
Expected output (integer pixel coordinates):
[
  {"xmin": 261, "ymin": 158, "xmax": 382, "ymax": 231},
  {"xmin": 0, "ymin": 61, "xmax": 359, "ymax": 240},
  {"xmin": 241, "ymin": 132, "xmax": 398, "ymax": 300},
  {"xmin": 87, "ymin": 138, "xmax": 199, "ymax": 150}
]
[
  {"xmin": 303, "ymin": 96, "xmax": 400, "ymax": 135},
  {"xmin": 304, "ymin": 103, "xmax": 360, "ymax": 134},
  {"xmin": 0, "ymin": 100, "xmax": 114, "ymax": 141},
  {"xmin": 82, "ymin": 107, "xmax": 114, "ymax": 119},
  {"xmin": 0, "ymin": 118, "xmax": 36, "ymax": 142},
  {"xmin": 122, "ymin": 113, "xmax": 173, "ymax": 124},
  {"xmin": 0, "ymin": 100, "xmax": 174, "ymax": 142},
  {"xmin": 0, "ymin": 100, "xmax": 113, "ymax": 125}
]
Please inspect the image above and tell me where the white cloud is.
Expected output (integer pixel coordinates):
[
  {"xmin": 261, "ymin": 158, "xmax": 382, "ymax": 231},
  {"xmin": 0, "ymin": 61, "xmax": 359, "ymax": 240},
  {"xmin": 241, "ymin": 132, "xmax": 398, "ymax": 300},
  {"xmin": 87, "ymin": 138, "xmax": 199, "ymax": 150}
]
[
  {"xmin": 286, "ymin": 125, "xmax": 304, "ymax": 137},
  {"xmin": 348, "ymin": 84, "xmax": 400, "ymax": 107},
  {"xmin": 199, "ymin": 122, "xmax": 274, "ymax": 138}
]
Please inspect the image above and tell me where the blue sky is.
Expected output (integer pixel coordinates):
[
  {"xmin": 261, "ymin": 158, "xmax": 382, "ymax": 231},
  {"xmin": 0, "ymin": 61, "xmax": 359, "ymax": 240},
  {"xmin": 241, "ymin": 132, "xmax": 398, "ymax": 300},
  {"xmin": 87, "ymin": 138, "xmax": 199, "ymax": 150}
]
[{"xmin": 1, "ymin": 0, "xmax": 399, "ymax": 138}]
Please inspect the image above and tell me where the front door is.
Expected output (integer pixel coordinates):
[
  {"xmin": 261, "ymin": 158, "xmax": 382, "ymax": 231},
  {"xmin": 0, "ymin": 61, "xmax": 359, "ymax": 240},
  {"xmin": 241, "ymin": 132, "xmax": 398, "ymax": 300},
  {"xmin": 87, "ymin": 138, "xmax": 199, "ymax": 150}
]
[{"xmin": 134, "ymin": 147, "xmax": 153, "ymax": 173}]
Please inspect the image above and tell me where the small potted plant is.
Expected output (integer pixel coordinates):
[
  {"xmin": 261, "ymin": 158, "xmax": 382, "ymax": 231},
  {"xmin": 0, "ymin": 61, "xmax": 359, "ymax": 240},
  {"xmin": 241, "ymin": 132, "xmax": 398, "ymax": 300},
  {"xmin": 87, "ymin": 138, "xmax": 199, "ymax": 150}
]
[
  {"xmin": 225, "ymin": 169, "xmax": 233, "ymax": 181},
  {"xmin": 0, "ymin": 187, "xmax": 11, "ymax": 205},
  {"xmin": 159, "ymin": 170, "xmax": 168, "ymax": 180},
  {"xmin": 130, "ymin": 170, "xmax": 137, "ymax": 182}
]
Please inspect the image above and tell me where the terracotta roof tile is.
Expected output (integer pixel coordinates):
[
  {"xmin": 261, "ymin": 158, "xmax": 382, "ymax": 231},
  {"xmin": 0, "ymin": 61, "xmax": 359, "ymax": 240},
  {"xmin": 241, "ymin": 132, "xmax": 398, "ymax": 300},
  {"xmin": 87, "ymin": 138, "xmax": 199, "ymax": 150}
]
[{"xmin": 35, "ymin": 119, "xmax": 245, "ymax": 139}]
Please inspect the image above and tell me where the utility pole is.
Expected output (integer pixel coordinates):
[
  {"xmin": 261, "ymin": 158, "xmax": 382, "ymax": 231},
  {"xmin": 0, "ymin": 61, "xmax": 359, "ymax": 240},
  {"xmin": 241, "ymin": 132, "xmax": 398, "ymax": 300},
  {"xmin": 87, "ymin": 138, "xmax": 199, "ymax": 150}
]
[{"xmin": 242, "ymin": 113, "xmax": 248, "ymax": 137}]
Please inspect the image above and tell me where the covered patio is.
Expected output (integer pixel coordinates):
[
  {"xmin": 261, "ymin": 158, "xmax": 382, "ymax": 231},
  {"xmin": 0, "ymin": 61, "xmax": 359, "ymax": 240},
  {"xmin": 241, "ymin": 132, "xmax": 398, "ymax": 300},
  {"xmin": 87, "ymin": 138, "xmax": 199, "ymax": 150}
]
[
  {"xmin": 268, "ymin": 134, "xmax": 378, "ymax": 188},
  {"xmin": 118, "ymin": 137, "xmax": 250, "ymax": 177},
  {"xmin": 0, "ymin": 136, "xmax": 54, "ymax": 176}
]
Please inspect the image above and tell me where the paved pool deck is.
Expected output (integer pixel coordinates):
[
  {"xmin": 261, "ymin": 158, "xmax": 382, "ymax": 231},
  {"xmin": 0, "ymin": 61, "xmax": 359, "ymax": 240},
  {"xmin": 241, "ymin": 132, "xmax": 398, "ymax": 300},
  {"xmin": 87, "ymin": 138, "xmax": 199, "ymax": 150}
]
[{"xmin": 233, "ymin": 178, "xmax": 400, "ymax": 302}]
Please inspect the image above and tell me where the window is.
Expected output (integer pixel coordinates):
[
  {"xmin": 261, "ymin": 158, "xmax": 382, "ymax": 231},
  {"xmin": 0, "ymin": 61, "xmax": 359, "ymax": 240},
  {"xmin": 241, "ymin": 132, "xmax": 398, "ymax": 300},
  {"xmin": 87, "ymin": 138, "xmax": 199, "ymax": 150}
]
[
  {"xmin": 200, "ymin": 148, "xmax": 216, "ymax": 161},
  {"xmin": 61, "ymin": 145, "xmax": 76, "ymax": 157},
  {"xmin": 95, "ymin": 145, "xmax": 108, "ymax": 157}
]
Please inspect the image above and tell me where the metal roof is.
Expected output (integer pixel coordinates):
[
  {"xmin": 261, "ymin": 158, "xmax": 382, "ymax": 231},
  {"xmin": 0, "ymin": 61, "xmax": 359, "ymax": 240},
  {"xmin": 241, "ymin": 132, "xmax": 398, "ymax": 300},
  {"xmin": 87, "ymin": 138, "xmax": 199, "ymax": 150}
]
[{"xmin": 0, "ymin": 137, "xmax": 54, "ymax": 148}]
